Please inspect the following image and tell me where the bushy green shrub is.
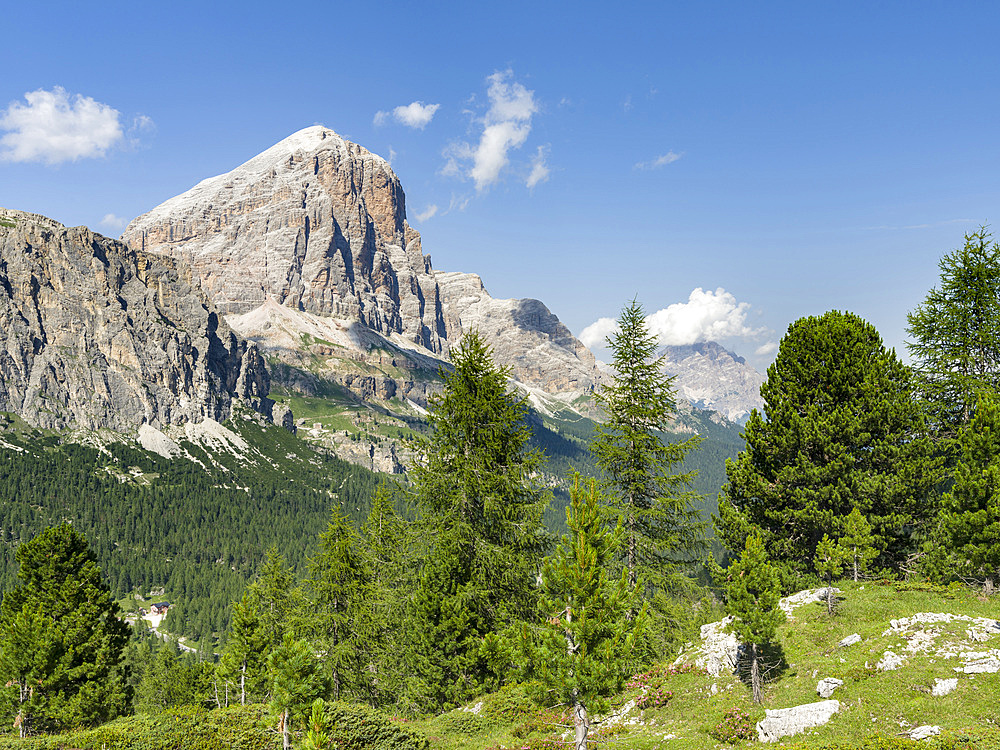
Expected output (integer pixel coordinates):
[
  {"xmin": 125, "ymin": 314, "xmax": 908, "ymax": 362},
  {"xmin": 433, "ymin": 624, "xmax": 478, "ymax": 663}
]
[
  {"xmin": 325, "ymin": 700, "xmax": 428, "ymax": 750},
  {"xmin": 0, "ymin": 704, "xmax": 277, "ymax": 750}
]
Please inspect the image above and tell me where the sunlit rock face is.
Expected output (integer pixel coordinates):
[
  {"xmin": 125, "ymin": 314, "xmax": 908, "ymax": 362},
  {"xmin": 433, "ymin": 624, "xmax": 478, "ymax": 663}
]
[
  {"xmin": 0, "ymin": 209, "xmax": 271, "ymax": 431},
  {"xmin": 124, "ymin": 126, "xmax": 598, "ymax": 397}
]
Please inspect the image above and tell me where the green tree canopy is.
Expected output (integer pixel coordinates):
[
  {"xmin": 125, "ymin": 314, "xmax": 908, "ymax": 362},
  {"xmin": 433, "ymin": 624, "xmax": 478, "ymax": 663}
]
[
  {"xmin": 717, "ymin": 311, "xmax": 939, "ymax": 581},
  {"xmin": 404, "ymin": 331, "xmax": 549, "ymax": 710},
  {"xmin": 926, "ymin": 394, "xmax": 1000, "ymax": 592},
  {"xmin": 591, "ymin": 299, "xmax": 703, "ymax": 597},
  {"xmin": 907, "ymin": 228, "xmax": 1000, "ymax": 436},
  {"xmin": 520, "ymin": 477, "xmax": 645, "ymax": 750},
  {"xmin": 0, "ymin": 524, "xmax": 129, "ymax": 734},
  {"xmin": 723, "ymin": 533, "xmax": 783, "ymax": 703}
]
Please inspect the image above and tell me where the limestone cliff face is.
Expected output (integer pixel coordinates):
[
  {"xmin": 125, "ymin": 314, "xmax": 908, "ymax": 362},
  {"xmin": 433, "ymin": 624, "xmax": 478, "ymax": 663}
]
[
  {"xmin": 0, "ymin": 209, "xmax": 272, "ymax": 432},
  {"xmin": 123, "ymin": 126, "xmax": 598, "ymax": 397},
  {"xmin": 658, "ymin": 341, "xmax": 764, "ymax": 423},
  {"xmin": 123, "ymin": 126, "xmax": 448, "ymax": 354}
]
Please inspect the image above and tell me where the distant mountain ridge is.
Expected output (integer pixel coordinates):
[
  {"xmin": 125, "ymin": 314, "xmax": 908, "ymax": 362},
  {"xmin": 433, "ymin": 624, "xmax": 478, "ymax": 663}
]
[
  {"xmin": 658, "ymin": 341, "xmax": 764, "ymax": 423},
  {"xmin": 122, "ymin": 125, "xmax": 599, "ymax": 400}
]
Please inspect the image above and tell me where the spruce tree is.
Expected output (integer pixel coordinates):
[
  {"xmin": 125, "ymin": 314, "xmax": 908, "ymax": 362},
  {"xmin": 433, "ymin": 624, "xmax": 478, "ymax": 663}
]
[
  {"xmin": 927, "ymin": 394, "xmax": 1000, "ymax": 592},
  {"xmin": 404, "ymin": 331, "xmax": 549, "ymax": 710},
  {"xmin": 907, "ymin": 228, "xmax": 1000, "ymax": 436},
  {"xmin": 723, "ymin": 533, "xmax": 783, "ymax": 703},
  {"xmin": 0, "ymin": 524, "xmax": 129, "ymax": 733},
  {"xmin": 717, "ymin": 311, "xmax": 939, "ymax": 580},
  {"xmin": 591, "ymin": 299, "xmax": 703, "ymax": 598},
  {"xmin": 521, "ymin": 477, "xmax": 644, "ymax": 750}
]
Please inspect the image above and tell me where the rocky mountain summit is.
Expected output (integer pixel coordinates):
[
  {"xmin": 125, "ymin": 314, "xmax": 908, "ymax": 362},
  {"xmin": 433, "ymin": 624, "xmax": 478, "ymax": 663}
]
[
  {"xmin": 0, "ymin": 209, "xmax": 273, "ymax": 432},
  {"xmin": 658, "ymin": 341, "xmax": 764, "ymax": 423},
  {"xmin": 123, "ymin": 126, "xmax": 598, "ymax": 400}
]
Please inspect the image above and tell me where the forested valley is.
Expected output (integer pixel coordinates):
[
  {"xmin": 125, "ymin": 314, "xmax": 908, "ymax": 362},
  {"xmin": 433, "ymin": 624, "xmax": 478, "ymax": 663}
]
[{"xmin": 1, "ymin": 230, "xmax": 999, "ymax": 749}]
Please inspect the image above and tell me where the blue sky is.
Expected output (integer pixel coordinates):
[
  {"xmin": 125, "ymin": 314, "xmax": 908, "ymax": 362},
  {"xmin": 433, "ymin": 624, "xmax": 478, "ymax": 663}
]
[{"xmin": 3, "ymin": 1, "xmax": 1000, "ymax": 370}]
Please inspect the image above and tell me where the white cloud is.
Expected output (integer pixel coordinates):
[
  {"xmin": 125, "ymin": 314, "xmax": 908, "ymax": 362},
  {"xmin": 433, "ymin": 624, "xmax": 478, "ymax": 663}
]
[
  {"xmin": 579, "ymin": 317, "xmax": 619, "ymax": 349},
  {"xmin": 374, "ymin": 101, "xmax": 440, "ymax": 130},
  {"xmin": 446, "ymin": 70, "xmax": 541, "ymax": 192},
  {"xmin": 414, "ymin": 204, "xmax": 438, "ymax": 222},
  {"xmin": 100, "ymin": 213, "xmax": 127, "ymax": 231},
  {"xmin": 393, "ymin": 101, "xmax": 440, "ymax": 129},
  {"xmin": 645, "ymin": 287, "xmax": 769, "ymax": 346},
  {"xmin": 0, "ymin": 87, "xmax": 124, "ymax": 164},
  {"xmin": 526, "ymin": 146, "xmax": 550, "ymax": 190},
  {"xmin": 634, "ymin": 151, "xmax": 683, "ymax": 170},
  {"xmin": 755, "ymin": 341, "xmax": 779, "ymax": 356}
]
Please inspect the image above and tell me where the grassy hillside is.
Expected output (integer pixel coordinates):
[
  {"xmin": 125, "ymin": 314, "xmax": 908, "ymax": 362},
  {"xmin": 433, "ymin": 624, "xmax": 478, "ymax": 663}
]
[{"xmin": 409, "ymin": 580, "xmax": 999, "ymax": 749}]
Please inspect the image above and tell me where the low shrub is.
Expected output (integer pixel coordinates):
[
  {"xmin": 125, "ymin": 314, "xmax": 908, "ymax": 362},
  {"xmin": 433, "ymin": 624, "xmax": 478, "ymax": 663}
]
[{"xmin": 708, "ymin": 706, "xmax": 757, "ymax": 743}]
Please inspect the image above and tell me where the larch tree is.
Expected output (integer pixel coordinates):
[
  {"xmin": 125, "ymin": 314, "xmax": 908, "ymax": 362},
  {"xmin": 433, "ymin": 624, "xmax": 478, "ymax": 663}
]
[
  {"xmin": 520, "ymin": 477, "xmax": 645, "ymax": 750},
  {"xmin": 0, "ymin": 524, "xmax": 129, "ymax": 733},
  {"xmin": 716, "ymin": 311, "xmax": 940, "ymax": 581},
  {"xmin": 591, "ymin": 299, "xmax": 703, "ymax": 600},
  {"xmin": 724, "ymin": 533, "xmax": 784, "ymax": 703},
  {"xmin": 907, "ymin": 227, "xmax": 1000, "ymax": 437},
  {"xmin": 404, "ymin": 331, "xmax": 550, "ymax": 711},
  {"xmin": 306, "ymin": 503, "xmax": 374, "ymax": 701}
]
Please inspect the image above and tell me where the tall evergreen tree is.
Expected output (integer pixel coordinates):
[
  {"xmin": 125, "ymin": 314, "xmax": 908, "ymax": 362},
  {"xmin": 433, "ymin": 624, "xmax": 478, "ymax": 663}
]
[
  {"xmin": 521, "ymin": 477, "xmax": 644, "ymax": 750},
  {"xmin": 404, "ymin": 331, "xmax": 549, "ymax": 710},
  {"xmin": 723, "ymin": 533, "xmax": 783, "ymax": 703},
  {"xmin": 306, "ymin": 503, "xmax": 374, "ymax": 701},
  {"xmin": 591, "ymin": 300, "xmax": 703, "ymax": 597},
  {"xmin": 907, "ymin": 228, "xmax": 1000, "ymax": 436},
  {"xmin": 359, "ymin": 482, "xmax": 411, "ymax": 705},
  {"xmin": 217, "ymin": 592, "xmax": 269, "ymax": 705},
  {"xmin": 717, "ymin": 311, "xmax": 940, "ymax": 580},
  {"xmin": 0, "ymin": 524, "xmax": 129, "ymax": 733},
  {"xmin": 926, "ymin": 394, "xmax": 1000, "ymax": 592}
]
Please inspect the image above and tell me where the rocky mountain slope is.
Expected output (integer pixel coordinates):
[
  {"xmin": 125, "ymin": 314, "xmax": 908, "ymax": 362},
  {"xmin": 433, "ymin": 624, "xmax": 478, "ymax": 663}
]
[
  {"xmin": 0, "ymin": 209, "xmax": 274, "ymax": 433},
  {"xmin": 659, "ymin": 341, "xmax": 764, "ymax": 423},
  {"xmin": 122, "ymin": 126, "xmax": 599, "ymax": 402}
]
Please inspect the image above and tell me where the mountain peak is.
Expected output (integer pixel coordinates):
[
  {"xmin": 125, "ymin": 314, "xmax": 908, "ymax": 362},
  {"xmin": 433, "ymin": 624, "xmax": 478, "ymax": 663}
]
[{"xmin": 659, "ymin": 341, "xmax": 763, "ymax": 423}]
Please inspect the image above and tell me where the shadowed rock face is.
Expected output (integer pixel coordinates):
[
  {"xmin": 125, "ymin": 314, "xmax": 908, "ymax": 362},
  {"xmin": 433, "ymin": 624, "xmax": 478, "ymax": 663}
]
[
  {"xmin": 123, "ymin": 126, "xmax": 599, "ymax": 396},
  {"xmin": 0, "ymin": 209, "xmax": 271, "ymax": 431}
]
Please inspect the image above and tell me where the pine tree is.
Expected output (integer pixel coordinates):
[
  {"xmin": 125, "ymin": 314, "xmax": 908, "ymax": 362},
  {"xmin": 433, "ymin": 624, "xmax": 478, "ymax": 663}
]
[
  {"xmin": 521, "ymin": 477, "xmax": 644, "ymax": 750},
  {"xmin": 907, "ymin": 228, "xmax": 1000, "ymax": 436},
  {"xmin": 404, "ymin": 331, "xmax": 549, "ymax": 710},
  {"xmin": 813, "ymin": 535, "xmax": 845, "ymax": 615},
  {"xmin": 268, "ymin": 634, "xmax": 327, "ymax": 750},
  {"xmin": 840, "ymin": 507, "xmax": 878, "ymax": 582},
  {"xmin": 723, "ymin": 533, "xmax": 784, "ymax": 703},
  {"xmin": 0, "ymin": 524, "xmax": 129, "ymax": 733},
  {"xmin": 928, "ymin": 394, "xmax": 1000, "ymax": 592},
  {"xmin": 717, "ymin": 311, "xmax": 940, "ymax": 580},
  {"xmin": 591, "ymin": 299, "xmax": 703, "ymax": 599}
]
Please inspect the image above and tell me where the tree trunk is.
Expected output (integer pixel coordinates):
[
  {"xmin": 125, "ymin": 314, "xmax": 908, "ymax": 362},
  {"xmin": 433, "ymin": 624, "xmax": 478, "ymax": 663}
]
[
  {"xmin": 985, "ymin": 576, "xmax": 995, "ymax": 596},
  {"xmin": 282, "ymin": 709, "xmax": 291, "ymax": 750},
  {"xmin": 751, "ymin": 643, "xmax": 763, "ymax": 704},
  {"xmin": 572, "ymin": 693, "xmax": 590, "ymax": 750},
  {"xmin": 240, "ymin": 660, "xmax": 246, "ymax": 705},
  {"xmin": 853, "ymin": 547, "xmax": 859, "ymax": 582}
]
